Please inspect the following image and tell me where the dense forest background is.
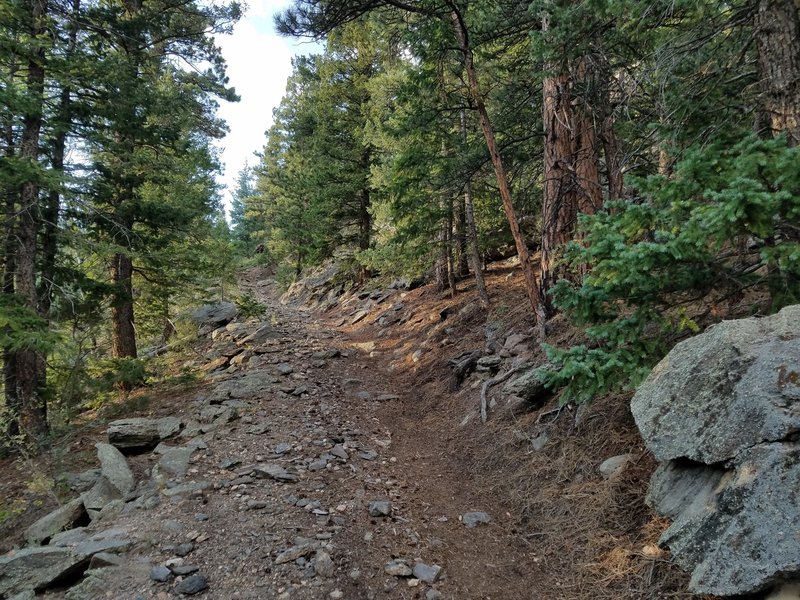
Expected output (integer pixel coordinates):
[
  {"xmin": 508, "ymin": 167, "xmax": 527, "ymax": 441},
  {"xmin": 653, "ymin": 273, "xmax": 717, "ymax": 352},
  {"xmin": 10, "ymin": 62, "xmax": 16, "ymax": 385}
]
[{"xmin": 2, "ymin": 0, "xmax": 799, "ymax": 444}]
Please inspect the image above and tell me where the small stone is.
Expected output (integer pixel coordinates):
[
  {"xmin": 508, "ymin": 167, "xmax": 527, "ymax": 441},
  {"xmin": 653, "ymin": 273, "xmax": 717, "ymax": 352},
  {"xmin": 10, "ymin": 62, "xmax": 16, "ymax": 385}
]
[
  {"xmin": 368, "ymin": 500, "xmax": 392, "ymax": 517},
  {"xmin": 247, "ymin": 500, "xmax": 267, "ymax": 510},
  {"xmin": 599, "ymin": 454, "xmax": 633, "ymax": 479},
  {"xmin": 358, "ymin": 449, "xmax": 378, "ymax": 461},
  {"xmin": 462, "ymin": 511, "xmax": 491, "ymax": 527},
  {"xmin": 174, "ymin": 543, "xmax": 194, "ymax": 557},
  {"xmin": 170, "ymin": 565, "xmax": 200, "ymax": 576},
  {"xmin": 150, "ymin": 565, "xmax": 172, "ymax": 582},
  {"xmin": 384, "ymin": 559, "xmax": 413, "ymax": 577},
  {"xmin": 276, "ymin": 363, "xmax": 294, "ymax": 375},
  {"xmin": 329, "ymin": 590, "xmax": 344, "ymax": 600},
  {"xmin": 314, "ymin": 550, "xmax": 335, "ymax": 578},
  {"xmin": 219, "ymin": 457, "xmax": 241, "ymax": 470},
  {"xmin": 194, "ymin": 513, "xmax": 209, "ymax": 522},
  {"xmin": 275, "ymin": 443, "xmax": 292, "ymax": 454},
  {"xmin": 412, "ymin": 563, "xmax": 442, "ymax": 584},
  {"xmin": 426, "ymin": 590, "xmax": 443, "ymax": 600},
  {"xmin": 330, "ymin": 445, "xmax": 349, "ymax": 460},
  {"xmin": 175, "ymin": 574, "xmax": 208, "ymax": 595}
]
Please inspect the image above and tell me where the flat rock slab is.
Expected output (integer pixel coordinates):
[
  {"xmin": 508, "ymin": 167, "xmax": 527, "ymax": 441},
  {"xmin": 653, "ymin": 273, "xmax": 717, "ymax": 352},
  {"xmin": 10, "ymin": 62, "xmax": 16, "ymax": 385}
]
[
  {"xmin": 96, "ymin": 443, "xmax": 134, "ymax": 494},
  {"xmin": 275, "ymin": 543, "xmax": 317, "ymax": 564},
  {"xmin": 107, "ymin": 417, "xmax": 182, "ymax": 451},
  {"xmin": 81, "ymin": 477, "xmax": 122, "ymax": 519},
  {"xmin": 25, "ymin": 498, "xmax": 87, "ymax": 546},
  {"xmin": 0, "ymin": 547, "xmax": 89, "ymax": 597}
]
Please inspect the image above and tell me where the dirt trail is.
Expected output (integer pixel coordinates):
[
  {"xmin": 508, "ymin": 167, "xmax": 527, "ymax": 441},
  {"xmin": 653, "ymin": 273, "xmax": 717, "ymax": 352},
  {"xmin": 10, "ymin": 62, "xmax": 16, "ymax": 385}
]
[{"xmin": 21, "ymin": 272, "xmax": 539, "ymax": 600}]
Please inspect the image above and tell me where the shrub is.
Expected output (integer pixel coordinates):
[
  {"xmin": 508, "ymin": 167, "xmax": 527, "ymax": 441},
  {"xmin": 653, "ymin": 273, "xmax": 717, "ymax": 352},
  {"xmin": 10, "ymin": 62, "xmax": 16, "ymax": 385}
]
[{"xmin": 542, "ymin": 135, "xmax": 800, "ymax": 404}]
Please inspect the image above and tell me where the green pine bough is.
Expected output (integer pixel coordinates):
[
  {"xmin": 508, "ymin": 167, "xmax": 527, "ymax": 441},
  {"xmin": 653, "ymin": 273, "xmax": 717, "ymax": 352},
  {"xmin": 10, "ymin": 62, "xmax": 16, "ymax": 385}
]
[{"xmin": 542, "ymin": 135, "xmax": 800, "ymax": 404}]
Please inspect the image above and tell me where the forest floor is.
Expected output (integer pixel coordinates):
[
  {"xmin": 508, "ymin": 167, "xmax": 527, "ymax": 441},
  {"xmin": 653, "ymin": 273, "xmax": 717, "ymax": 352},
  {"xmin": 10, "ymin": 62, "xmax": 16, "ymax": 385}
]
[{"xmin": 0, "ymin": 264, "xmax": 708, "ymax": 599}]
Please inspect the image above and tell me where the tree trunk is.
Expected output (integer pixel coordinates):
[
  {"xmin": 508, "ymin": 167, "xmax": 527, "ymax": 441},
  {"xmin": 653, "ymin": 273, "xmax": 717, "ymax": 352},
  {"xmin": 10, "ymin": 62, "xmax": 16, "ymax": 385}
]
[
  {"xmin": 16, "ymin": 0, "xmax": 49, "ymax": 437},
  {"xmin": 449, "ymin": 8, "xmax": 547, "ymax": 332},
  {"xmin": 3, "ymin": 108, "xmax": 19, "ymax": 437},
  {"xmin": 111, "ymin": 250, "xmax": 137, "ymax": 361},
  {"xmin": 541, "ymin": 68, "xmax": 577, "ymax": 310},
  {"xmin": 454, "ymin": 192, "xmax": 468, "ymax": 277},
  {"xmin": 754, "ymin": 0, "xmax": 800, "ymax": 146},
  {"xmin": 460, "ymin": 109, "xmax": 489, "ymax": 307},
  {"xmin": 358, "ymin": 186, "xmax": 370, "ymax": 283},
  {"xmin": 446, "ymin": 198, "xmax": 457, "ymax": 297},
  {"xmin": 435, "ymin": 214, "xmax": 448, "ymax": 292},
  {"xmin": 601, "ymin": 116, "xmax": 624, "ymax": 200},
  {"xmin": 573, "ymin": 58, "xmax": 603, "ymax": 216}
]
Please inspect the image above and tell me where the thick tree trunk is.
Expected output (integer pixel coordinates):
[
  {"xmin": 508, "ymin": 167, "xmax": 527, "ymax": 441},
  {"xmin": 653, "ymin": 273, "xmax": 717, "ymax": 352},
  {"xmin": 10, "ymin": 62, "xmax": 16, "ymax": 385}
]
[
  {"xmin": 460, "ymin": 109, "xmax": 489, "ymax": 307},
  {"xmin": 754, "ymin": 0, "xmax": 800, "ymax": 146},
  {"xmin": 573, "ymin": 58, "xmax": 603, "ymax": 216},
  {"xmin": 111, "ymin": 251, "xmax": 137, "ymax": 361},
  {"xmin": 449, "ymin": 9, "xmax": 547, "ymax": 331},
  {"xmin": 541, "ymin": 70, "xmax": 577, "ymax": 309},
  {"xmin": 16, "ymin": 0, "xmax": 49, "ymax": 437}
]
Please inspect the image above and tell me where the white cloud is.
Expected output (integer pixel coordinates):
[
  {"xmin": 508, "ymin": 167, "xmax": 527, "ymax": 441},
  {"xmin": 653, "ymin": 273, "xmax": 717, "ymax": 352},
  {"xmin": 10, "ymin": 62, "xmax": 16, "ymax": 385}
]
[{"xmin": 214, "ymin": 0, "xmax": 321, "ymax": 212}]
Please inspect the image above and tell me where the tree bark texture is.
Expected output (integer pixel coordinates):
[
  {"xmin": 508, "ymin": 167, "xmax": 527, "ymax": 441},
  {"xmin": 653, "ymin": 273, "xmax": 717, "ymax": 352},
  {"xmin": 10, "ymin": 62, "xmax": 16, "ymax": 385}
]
[
  {"xmin": 15, "ymin": 0, "xmax": 49, "ymax": 436},
  {"xmin": 111, "ymin": 251, "xmax": 137, "ymax": 361},
  {"xmin": 754, "ymin": 0, "xmax": 800, "ymax": 146}
]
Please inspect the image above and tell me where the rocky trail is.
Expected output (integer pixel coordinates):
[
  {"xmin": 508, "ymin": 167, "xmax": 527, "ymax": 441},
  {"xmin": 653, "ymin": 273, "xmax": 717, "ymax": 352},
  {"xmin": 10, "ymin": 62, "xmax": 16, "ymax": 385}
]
[{"xmin": 1, "ymin": 270, "xmax": 541, "ymax": 600}]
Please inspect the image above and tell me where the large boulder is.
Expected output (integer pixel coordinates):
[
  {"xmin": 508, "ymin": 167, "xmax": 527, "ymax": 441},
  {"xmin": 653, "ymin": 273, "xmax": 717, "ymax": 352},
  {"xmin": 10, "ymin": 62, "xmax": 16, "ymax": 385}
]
[
  {"xmin": 0, "ymin": 547, "xmax": 89, "ymax": 597},
  {"xmin": 24, "ymin": 499, "xmax": 87, "ymax": 546},
  {"xmin": 632, "ymin": 305, "xmax": 800, "ymax": 596},
  {"xmin": 107, "ymin": 417, "xmax": 181, "ymax": 451},
  {"xmin": 95, "ymin": 443, "xmax": 134, "ymax": 494},
  {"xmin": 191, "ymin": 302, "xmax": 237, "ymax": 328}
]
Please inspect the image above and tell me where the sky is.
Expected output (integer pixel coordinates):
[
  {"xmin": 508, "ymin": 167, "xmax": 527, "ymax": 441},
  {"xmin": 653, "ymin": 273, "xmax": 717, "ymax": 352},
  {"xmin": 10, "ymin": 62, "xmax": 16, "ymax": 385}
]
[{"xmin": 215, "ymin": 0, "xmax": 320, "ymax": 214}]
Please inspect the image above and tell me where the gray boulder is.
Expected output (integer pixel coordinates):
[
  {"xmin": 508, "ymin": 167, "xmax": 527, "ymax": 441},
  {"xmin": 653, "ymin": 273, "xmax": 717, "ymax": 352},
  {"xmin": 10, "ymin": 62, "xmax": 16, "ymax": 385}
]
[
  {"xmin": 107, "ymin": 417, "xmax": 181, "ymax": 450},
  {"xmin": 0, "ymin": 547, "xmax": 89, "ymax": 597},
  {"xmin": 632, "ymin": 306, "xmax": 800, "ymax": 596},
  {"xmin": 24, "ymin": 498, "xmax": 87, "ymax": 546},
  {"xmin": 191, "ymin": 302, "xmax": 237, "ymax": 327},
  {"xmin": 95, "ymin": 443, "xmax": 134, "ymax": 494},
  {"xmin": 502, "ymin": 363, "xmax": 553, "ymax": 404},
  {"xmin": 632, "ymin": 305, "xmax": 800, "ymax": 464},
  {"xmin": 81, "ymin": 477, "xmax": 122, "ymax": 520}
]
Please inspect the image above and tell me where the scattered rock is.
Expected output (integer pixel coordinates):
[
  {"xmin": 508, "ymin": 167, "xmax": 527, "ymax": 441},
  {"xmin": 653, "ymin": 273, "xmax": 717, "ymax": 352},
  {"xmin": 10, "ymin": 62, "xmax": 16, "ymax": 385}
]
[
  {"xmin": 158, "ymin": 446, "xmax": 195, "ymax": 478},
  {"xmin": 276, "ymin": 363, "xmax": 294, "ymax": 376},
  {"xmin": 476, "ymin": 355, "xmax": 503, "ymax": 372},
  {"xmin": 87, "ymin": 552, "xmax": 124, "ymax": 570},
  {"xmin": 175, "ymin": 574, "xmax": 208, "ymax": 595},
  {"xmin": 275, "ymin": 543, "xmax": 317, "ymax": 565},
  {"xmin": 368, "ymin": 500, "xmax": 392, "ymax": 517},
  {"xmin": 314, "ymin": 550, "xmax": 335, "ymax": 578},
  {"xmin": 150, "ymin": 565, "xmax": 172, "ymax": 582},
  {"xmin": 330, "ymin": 444, "xmax": 348, "ymax": 460},
  {"xmin": 384, "ymin": 559, "xmax": 413, "ymax": 577},
  {"xmin": 462, "ymin": 511, "xmax": 491, "ymax": 527},
  {"xmin": 502, "ymin": 365, "xmax": 552, "ymax": 405},
  {"xmin": 412, "ymin": 563, "xmax": 442, "ymax": 584},
  {"xmin": 598, "ymin": 454, "xmax": 634, "ymax": 479}
]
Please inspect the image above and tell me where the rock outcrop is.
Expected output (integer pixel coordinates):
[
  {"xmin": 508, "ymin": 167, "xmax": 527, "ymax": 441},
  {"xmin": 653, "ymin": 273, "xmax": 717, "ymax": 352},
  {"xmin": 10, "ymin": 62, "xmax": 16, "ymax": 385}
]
[{"xmin": 632, "ymin": 305, "xmax": 800, "ymax": 596}]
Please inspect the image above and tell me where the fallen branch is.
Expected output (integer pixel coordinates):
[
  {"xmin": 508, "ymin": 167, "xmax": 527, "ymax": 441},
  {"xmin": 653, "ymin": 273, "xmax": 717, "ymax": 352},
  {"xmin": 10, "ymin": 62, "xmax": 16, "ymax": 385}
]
[{"xmin": 480, "ymin": 366, "xmax": 526, "ymax": 423}]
